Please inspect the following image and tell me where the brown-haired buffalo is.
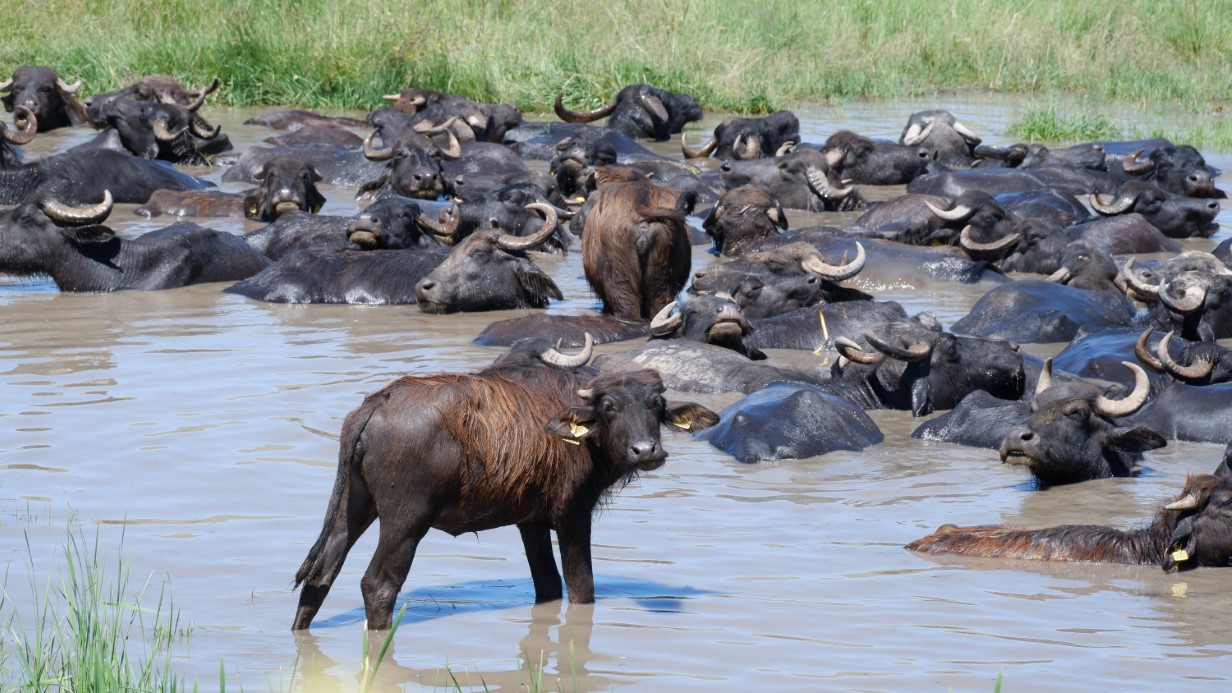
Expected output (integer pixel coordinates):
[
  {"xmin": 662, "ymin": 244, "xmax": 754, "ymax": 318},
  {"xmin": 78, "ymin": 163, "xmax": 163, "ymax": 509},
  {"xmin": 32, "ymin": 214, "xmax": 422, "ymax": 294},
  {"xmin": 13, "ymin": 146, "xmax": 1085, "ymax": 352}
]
[
  {"xmin": 906, "ymin": 454, "xmax": 1232, "ymax": 572},
  {"xmin": 291, "ymin": 341, "xmax": 719, "ymax": 630},
  {"xmin": 581, "ymin": 169, "xmax": 695, "ymax": 320}
]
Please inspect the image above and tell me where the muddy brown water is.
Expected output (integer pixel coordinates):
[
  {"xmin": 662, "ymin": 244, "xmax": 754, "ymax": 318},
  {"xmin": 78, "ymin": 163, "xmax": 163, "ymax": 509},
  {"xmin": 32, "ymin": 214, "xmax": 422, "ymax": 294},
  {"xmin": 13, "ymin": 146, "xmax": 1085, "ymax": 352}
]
[{"xmin": 1, "ymin": 95, "xmax": 1230, "ymax": 692}]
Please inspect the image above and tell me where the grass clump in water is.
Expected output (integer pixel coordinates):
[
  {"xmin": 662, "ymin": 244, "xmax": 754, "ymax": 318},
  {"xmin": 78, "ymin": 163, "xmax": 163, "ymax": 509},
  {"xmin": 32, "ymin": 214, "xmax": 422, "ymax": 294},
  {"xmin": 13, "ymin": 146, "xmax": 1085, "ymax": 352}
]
[
  {"xmin": 1006, "ymin": 107, "xmax": 1123, "ymax": 143},
  {"xmin": 0, "ymin": 523, "xmax": 190, "ymax": 691}
]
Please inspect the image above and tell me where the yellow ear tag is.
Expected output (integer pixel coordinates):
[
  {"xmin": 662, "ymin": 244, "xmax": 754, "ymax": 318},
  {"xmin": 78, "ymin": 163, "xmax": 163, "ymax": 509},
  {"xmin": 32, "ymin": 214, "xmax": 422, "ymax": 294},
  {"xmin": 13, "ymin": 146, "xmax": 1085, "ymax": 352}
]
[
  {"xmin": 1171, "ymin": 548, "xmax": 1190, "ymax": 563},
  {"xmin": 670, "ymin": 415, "xmax": 692, "ymax": 431},
  {"xmin": 1171, "ymin": 582, "xmax": 1188, "ymax": 598},
  {"xmin": 569, "ymin": 423, "xmax": 590, "ymax": 438}
]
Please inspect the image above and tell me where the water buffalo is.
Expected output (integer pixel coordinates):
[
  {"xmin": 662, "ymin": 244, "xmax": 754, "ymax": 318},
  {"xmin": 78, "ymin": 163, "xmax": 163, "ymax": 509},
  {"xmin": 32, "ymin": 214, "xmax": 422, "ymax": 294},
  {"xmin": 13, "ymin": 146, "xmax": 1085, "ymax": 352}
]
[
  {"xmin": 582, "ymin": 170, "xmax": 694, "ymax": 320},
  {"xmin": 853, "ymin": 191, "xmax": 1019, "ymax": 251},
  {"xmin": 951, "ymin": 279, "xmax": 1135, "ymax": 343},
  {"xmin": 381, "ymin": 88, "xmax": 523, "ymax": 143},
  {"xmin": 701, "ymin": 185, "xmax": 788, "ymax": 257},
  {"xmin": 555, "ymin": 83, "xmax": 702, "ymax": 141},
  {"xmin": 1123, "ymin": 253, "xmax": 1232, "ymax": 341},
  {"xmin": 134, "ymin": 155, "xmax": 326, "ymax": 222},
  {"xmin": 681, "ymin": 111, "xmax": 799, "ymax": 161},
  {"xmin": 1142, "ymin": 330, "xmax": 1232, "ymax": 385},
  {"xmin": 648, "ymin": 293, "xmax": 766, "ymax": 360},
  {"xmin": 688, "ymin": 241, "xmax": 868, "ymax": 320},
  {"xmin": 222, "ymin": 143, "xmax": 384, "ymax": 188},
  {"xmin": 1, "ymin": 66, "xmax": 87, "ymax": 132},
  {"xmin": 84, "ymin": 74, "xmax": 220, "ymax": 126},
  {"xmin": 224, "ymin": 246, "xmax": 449, "ymax": 304},
  {"xmin": 1089, "ymin": 180, "xmax": 1221, "ymax": 238},
  {"xmin": 474, "ymin": 314, "xmax": 652, "ymax": 348},
  {"xmin": 906, "ymin": 458, "xmax": 1232, "ymax": 572},
  {"xmin": 1042, "ymin": 241, "xmax": 1125, "ymax": 294},
  {"xmin": 357, "ymin": 121, "xmax": 463, "ymax": 200},
  {"xmin": 95, "ymin": 97, "xmax": 230, "ymax": 166},
  {"xmin": 828, "ymin": 322, "xmax": 1026, "ymax": 415},
  {"xmin": 242, "ymin": 197, "xmax": 457, "ymax": 260},
  {"xmin": 718, "ymin": 149, "xmax": 861, "ymax": 212},
  {"xmin": 593, "ymin": 340, "xmax": 821, "ymax": 394},
  {"xmin": 819, "ymin": 130, "xmax": 932, "ymax": 185},
  {"xmin": 453, "ymin": 183, "xmax": 574, "ymax": 255},
  {"xmin": 290, "ymin": 341, "xmax": 718, "ymax": 630},
  {"xmin": 548, "ymin": 126, "xmax": 666, "ymax": 198},
  {"xmin": 744, "ymin": 300, "xmax": 910, "ymax": 352},
  {"xmin": 1125, "ymin": 144, "xmax": 1226, "ymax": 198},
  {"xmin": 695, "ymin": 382, "xmax": 883, "ymax": 463},
  {"xmin": 999, "ymin": 360, "xmax": 1165, "ymax": 485},
  {"xmin": 899, "ymin": 110, "xmax": 982, "ymax": 165},
  {"xmin": 0, "ymin": 191, "xmax": 268, "ymax": 291},
  {"xmin": 415, "ymin": 204, "xmax": 563, "ymax": 313}
]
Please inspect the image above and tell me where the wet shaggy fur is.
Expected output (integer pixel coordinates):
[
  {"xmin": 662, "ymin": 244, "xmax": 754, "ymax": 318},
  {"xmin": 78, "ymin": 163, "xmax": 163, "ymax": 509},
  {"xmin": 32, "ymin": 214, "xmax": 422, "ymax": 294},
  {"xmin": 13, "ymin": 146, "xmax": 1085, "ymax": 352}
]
[
  {"xmin": 906, "ymin": 468, "xmax": 1232, "ymax": 572},
  {"xmin": 581, "ymin": 172, "xmax": 692, "ymax": 320}
]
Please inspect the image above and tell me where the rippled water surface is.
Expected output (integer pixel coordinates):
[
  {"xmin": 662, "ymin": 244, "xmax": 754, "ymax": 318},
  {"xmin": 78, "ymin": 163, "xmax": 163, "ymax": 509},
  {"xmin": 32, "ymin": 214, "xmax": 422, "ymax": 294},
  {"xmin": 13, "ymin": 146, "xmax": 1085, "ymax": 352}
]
[{"xmin": 1, "ymin": 94, "xmax": 1230, "ymax": 692}]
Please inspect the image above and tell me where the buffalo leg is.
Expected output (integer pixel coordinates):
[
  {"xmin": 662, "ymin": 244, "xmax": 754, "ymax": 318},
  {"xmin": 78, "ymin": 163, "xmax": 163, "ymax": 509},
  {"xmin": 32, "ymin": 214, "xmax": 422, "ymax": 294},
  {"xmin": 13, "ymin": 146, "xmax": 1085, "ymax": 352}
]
[
  {"xmin": 556, "ymin": 520, "xmax": 595, "ymax": 604},
  {"xmin": 518, "ymin": 522, "xmax": 563, "ymax": 602},
  {"xmin": 292, "ymin": 476, "xmax": 378, "ymax": 631},
  {"xmin": 359, "ymin": 517, "xmax": 433, "ymax": 630}
]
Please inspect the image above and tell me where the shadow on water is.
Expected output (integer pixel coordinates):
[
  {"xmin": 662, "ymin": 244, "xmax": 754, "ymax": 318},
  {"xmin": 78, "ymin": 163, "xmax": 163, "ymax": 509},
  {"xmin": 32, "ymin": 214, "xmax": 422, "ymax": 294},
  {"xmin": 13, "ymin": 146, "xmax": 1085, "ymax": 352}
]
[{"xmin": 312, "ymin": 575, "xmax": 712, "ymax": 629}]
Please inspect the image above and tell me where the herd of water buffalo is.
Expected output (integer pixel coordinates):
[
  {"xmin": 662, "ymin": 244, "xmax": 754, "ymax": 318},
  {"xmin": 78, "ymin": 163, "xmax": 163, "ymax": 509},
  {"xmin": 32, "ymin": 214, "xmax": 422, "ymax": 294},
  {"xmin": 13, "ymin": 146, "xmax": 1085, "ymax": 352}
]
[{"xmin": 3, "ymin": 66, "xmax": 1231, "ymax": 631}]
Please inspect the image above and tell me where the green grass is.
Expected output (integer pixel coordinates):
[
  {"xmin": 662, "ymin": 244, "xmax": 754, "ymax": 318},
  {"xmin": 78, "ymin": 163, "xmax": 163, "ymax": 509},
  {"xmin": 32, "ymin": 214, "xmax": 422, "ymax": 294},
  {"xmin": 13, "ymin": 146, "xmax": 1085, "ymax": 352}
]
[
  {"xmin": 2, "ymin": 0, "xmax": 1231, "ymax": 121},
  {"xmin": 0, "ymin": 523, "xmax": 189, "ymax": 692}
]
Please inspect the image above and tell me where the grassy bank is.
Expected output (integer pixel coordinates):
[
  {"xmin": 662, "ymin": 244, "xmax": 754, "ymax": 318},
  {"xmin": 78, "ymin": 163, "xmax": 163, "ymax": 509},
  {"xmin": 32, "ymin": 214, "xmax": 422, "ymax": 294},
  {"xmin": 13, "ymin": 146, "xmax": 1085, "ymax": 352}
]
[{"xmin": 3, "ymin": 0, "xmax": 1229, "ymax": 116}]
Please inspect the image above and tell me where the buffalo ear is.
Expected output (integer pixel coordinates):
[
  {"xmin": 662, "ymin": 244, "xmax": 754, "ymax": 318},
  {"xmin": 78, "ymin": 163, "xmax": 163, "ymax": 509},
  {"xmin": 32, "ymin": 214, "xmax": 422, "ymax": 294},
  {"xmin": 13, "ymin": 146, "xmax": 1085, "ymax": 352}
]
[
  {"xmin": 308, "ymin": 165, "xmax": 322, "ymax": 182},
  {"xmin": 516, "ymin": 267, "xmax": 563, "ymax": 302},
  {"xmin": 63, "ymin": 226, "xmax": 116, "ymax": 244},
  {"xmin": 664, "ymin": 402, "xmax": 720, "ymax": 432},
  {"xmin": 1108, "ymin": 426, "xmax": 1167, "ymax": 454},
  {"xmin": 545, "ymin": 406, "xmax": 597, "ymax": 440},
  {"xmin": 253, "ymin": 161, "xmax": 270, "ymax": 181},
  {"xmin": 1216, "ymin": 442, "xmax": 1232, "ymax": 480},
  {"xmin": 242, "ymin": 190, "xmax": 263, "ymax": 220},
  {"xmin": 676, "ymin": 190, "xmax": 697, "ymax": 215}
]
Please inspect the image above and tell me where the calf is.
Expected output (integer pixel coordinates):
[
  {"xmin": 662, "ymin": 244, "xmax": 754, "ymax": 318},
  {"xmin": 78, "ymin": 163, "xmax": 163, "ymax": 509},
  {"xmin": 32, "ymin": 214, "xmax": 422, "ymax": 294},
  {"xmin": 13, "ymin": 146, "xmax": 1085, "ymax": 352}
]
[
  {"xmin": 907, "ymin": 456, "xmax": 1232, "ymax": 571},
  {"xmin": 291, "ymin": 345, "xmax": 718, "ymax": 630}
]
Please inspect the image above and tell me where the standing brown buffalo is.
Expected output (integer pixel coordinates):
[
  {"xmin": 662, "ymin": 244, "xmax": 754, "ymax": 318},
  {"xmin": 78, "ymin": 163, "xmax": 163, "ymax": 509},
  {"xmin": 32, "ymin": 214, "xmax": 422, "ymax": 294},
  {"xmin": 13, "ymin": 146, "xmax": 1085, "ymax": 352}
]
[
  {"xmin": 581, "ymin": 169, "xmax": 695, "ymax": 320},
  {"xmin": 291, "ymin": 339, "xmax": 719, "ymax": 630}
]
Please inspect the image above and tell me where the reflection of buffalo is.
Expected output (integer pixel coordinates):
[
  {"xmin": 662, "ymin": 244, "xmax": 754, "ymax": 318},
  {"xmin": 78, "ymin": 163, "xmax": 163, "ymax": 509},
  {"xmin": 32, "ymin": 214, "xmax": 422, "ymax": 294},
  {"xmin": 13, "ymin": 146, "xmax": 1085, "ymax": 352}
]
[{"xmin": 291, "ymin": 341, "xmax": 718, "ymax": 630}]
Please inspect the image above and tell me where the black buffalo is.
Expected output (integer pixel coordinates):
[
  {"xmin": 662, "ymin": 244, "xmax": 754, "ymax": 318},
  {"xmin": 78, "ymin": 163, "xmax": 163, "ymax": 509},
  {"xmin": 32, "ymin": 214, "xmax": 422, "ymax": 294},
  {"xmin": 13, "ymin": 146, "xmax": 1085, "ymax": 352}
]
[
  {"xmin": 681, "ymin": 111, "xmax": 800, "ymax": 161},
  {"xmin": 1, "ymin": 66, "xmax": 87, "ymax": 132},
  {"xmin": 554, "ymin": 83, "xmax": 702, "ymax": 141}
]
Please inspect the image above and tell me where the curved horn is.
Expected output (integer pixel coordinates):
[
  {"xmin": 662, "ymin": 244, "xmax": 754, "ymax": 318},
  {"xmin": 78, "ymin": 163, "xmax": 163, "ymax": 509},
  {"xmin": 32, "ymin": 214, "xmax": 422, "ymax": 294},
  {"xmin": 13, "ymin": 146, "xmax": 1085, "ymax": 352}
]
[
  {"xmin": 804, "ymin": 166, "xmax": 853, "ymax": 200},
  {"xmin": 1035, "ymin": 358, "xmax": 1054, "ymax": 399},
  {"xmin": 3, "ymin": 106, "xmax": 36, "ymax": 144},
  {"xmin": 823, "ymin": 148, "xmax": 845, "ymax": 168},
  {"xmin": 382, "ymin": 93, "xmax": 401, "ymax": 102},
  {"xmin": 1165, "ymin": 493, "xmax": 1200, "ymax": 512},
  {"xmin": 190, "ymin": 114, "xmax": 221, "ymax": 139},
  {"xmin": 423, "ymin": 119, "xmax": 462, "ymax": 159},
  {"xmin": 576, "ymin": 387, "xmax": 595, "ymax": 399},
  {"xmin": 539, "ymin": 333, "xmax": 594, "ymax": 369},
  {"xmin": 362, "ymin": 129, "xmax": 393, "ymax": 161},
  {"xmin": 774, "ymin": 139, "xmax": 798, "ymax": 157},
  {"xmin": 193, "ymin": 76, "xmax": 221, "ymax": 98},
  {"xmin": 639, "ymin": 93, "xmax": 668, "ymax": 124},
  {"xmin": 1045, "ymin": 266, "xmax": 1073, "ymax": 284},
  {"xmin": 960, "ymin": 225, "xmax": 1021, "ymax": 255},
  {"xmin": 495, "ymin": 203, "xmax": 559, "ymax": 251},
  {"xmin": 1134, "ymin": 328, "xmax": 1164, "ymax": 372},
  {"xmin": 835, "ymin": 336, "xmax": 883, "ymax": 365},
  {"xmin": 39, "ymin": 189, "xmax": 114, "ymax": 225},
  {"xmin": 1157, "ymin": 331, "xmax": 1215, "ymax": 380},
  {"xmin": 554, "ymin": 89, "xmax": 617, "ymax": 123},
  {"xmin": 952, "ymin": 120, "xmax": 982, "ymax": 145},
  {"xmin": 417, "ymin": 203, "xmax": 461, "ymax": 239},
  {"xmin": 1122, "ymin": 148, "xmax": 1154, "ymax": 176},
  {"xmin": 650, "ymin": 301, "xmax": 682, "ymax": 336},
  {"xmin": 184, "ymin": 86, "xmax": 210, "ymax": 113},
  {"xmin": 863, "ymin": 330, "xmax": 932, "ymax": 362},
  {"xmin": 901, "ymin": 121, "xmax": 934, "ymax": 146},
  {"xmin": 681, "ymin": 133, "xmax": 718, "ymax": 159},
  {"xmin": 1090, "ymin": 192, "xmax": 1136, "ymax": 215},
  {"xmin": 1159, "ymin": 280, "xmax": 1207, "ymax": 314},
  {"xmin": 55, "ymin": 78, "xmax": 82, "ymax": 94},
  {"xmin": 151, "ymin": 115, "xmax": 188, "ymax": 142},
  {"xmin": 924, "ymin": 199, "xmax": 975, "ymax": 222},
  {"xmin": 0, "ymin": 77, "xmax": 12, "ymax": 92},
  {"xmin": 1120, "ymin": 258, "xmax": 1160, "ymax": 298},
  {"xmin": 801, "ymin": 242, "xmax": 865, "ymax": 281},
  {"xmin": 1093, "ymin": 362, "xmax": 1151, "ymax": 418}
]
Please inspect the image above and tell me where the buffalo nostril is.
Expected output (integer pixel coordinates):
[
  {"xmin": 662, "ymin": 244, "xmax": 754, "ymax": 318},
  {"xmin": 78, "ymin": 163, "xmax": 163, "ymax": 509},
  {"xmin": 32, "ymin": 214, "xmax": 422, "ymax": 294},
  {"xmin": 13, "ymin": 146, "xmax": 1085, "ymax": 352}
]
[
  {"xmin": 1019, "ymin": 431, "xmax": 1035, "ymax": 442},
  {"xmin": 630, "ymin": 441, "xmax": 659, "ymax": 458},
  {"xmin": 418, "ymin": 280, "xmax": 436, "ymax": 292}
]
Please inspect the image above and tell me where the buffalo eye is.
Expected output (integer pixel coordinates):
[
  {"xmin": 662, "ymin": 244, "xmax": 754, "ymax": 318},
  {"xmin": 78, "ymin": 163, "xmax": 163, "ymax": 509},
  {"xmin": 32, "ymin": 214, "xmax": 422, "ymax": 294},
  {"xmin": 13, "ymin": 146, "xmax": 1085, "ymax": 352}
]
[
  {"xmin": 602, "ymin": 400, "xmax": 618, "ymax": 415},
  {"xmin": 650, "ymin": 395, "xmax": 666, "ymax": 411}
]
